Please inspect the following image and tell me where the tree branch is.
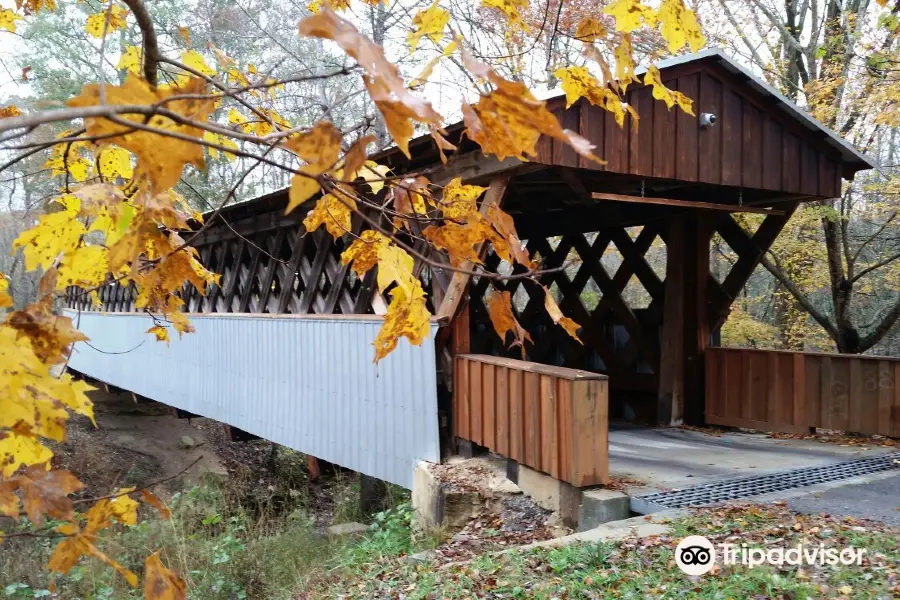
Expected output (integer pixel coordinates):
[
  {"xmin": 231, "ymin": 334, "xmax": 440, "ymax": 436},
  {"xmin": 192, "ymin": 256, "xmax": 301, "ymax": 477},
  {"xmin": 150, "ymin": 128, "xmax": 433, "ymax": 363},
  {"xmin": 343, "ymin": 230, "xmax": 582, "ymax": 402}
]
[
  {"xmin": 761, "ymin": 253, "xmax": 839, "ymax": 340},
  {"xmin": 119, "ymin": 0, "xmax": 160, "ymax": 86}
]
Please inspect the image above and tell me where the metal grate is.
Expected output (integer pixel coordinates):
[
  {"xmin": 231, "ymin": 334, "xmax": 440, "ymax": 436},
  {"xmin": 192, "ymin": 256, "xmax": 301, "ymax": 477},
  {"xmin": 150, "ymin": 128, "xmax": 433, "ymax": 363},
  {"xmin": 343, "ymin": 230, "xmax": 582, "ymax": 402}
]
[{"xmin": 631, "ymin": 452, "xmax": 900, "ymax": 514}]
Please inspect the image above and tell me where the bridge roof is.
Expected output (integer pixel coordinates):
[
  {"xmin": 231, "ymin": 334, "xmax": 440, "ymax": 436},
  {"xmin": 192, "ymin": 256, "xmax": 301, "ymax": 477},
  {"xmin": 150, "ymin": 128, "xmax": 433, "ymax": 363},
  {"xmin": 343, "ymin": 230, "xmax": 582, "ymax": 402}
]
[{"xmin": 206, "ymin": 49, "xmax": 873, "ymax": 225}]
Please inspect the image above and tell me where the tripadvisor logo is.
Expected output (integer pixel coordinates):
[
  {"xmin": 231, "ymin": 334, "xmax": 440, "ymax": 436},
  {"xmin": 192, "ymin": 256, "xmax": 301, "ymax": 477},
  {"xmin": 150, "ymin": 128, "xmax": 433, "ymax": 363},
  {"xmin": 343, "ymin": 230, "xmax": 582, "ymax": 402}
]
[
  {"xmin": 675, "ymin": 535, "xmax": 716, "ymax": 575},
  {"xmin": 674, "ymin": 535, "xmax": 867, "ymax": 576}
]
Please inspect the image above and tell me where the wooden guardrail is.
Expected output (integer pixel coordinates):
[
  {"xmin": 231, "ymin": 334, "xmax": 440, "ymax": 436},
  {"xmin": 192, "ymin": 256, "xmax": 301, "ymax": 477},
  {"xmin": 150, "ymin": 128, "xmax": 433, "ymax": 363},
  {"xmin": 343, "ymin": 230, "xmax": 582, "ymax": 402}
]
[
  {"xmin": 453, "ymin": 354, "xmax": 609, "ymax": 486},
  {"xmin": 706, "ymin": 347, "xmax": 900, "ymax": 436}
]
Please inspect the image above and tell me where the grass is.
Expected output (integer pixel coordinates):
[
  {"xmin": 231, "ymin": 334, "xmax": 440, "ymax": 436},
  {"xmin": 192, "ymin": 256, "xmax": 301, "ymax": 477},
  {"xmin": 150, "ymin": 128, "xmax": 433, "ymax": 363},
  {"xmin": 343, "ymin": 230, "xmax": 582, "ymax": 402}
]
[
  {"xmin": 3, "ymin": 471, "xmax": 898, "ymax": 599},
  {"xmin": 0, "ymin": 467, "xmax": 422, "ymax": 600},
  {"xmin": 309, "ymin": 503, "xmax": 900, "ymax": 599}
]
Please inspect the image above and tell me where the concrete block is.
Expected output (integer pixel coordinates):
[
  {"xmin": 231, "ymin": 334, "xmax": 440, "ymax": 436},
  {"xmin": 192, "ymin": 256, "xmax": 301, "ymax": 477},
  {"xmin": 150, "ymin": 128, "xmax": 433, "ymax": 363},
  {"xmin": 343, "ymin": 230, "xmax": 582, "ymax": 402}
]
[
  {"xmin": 412, "ymin": 461, "xmax": 485, "ymax": 532},
  {"xmin": 412, "ymin": 461, "xmax": 443, "ymax": 530},
  {"xmin": 514, "ymin": 463, "xmax": 580, "ymax": 528},
  {"xmin": 516, "ymin": 464, "xmax": 562, "ymax": 511},
  {"xmin": 578, "ymin": 489, "xmax": 630, "ymax": 532},
  {"xmin": 512, "ymin": 511, "xmax": 683, "ymax": 551}
]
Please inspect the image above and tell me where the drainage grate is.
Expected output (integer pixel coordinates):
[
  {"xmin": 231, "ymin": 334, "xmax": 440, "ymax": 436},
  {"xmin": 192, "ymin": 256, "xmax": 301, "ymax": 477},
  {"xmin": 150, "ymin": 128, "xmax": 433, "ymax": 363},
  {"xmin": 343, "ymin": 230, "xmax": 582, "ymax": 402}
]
[{"xmin": 631, "ymin": 452, "xmax": 900, "ymax": 514}]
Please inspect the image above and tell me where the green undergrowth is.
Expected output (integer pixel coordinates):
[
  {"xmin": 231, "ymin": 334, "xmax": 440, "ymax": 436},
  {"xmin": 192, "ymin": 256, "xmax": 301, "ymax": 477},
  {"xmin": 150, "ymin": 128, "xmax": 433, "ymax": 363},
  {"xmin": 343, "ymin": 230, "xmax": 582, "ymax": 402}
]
[{"xmin": 0, "ymin": 470, "xmax": 427, "ymax": 600}]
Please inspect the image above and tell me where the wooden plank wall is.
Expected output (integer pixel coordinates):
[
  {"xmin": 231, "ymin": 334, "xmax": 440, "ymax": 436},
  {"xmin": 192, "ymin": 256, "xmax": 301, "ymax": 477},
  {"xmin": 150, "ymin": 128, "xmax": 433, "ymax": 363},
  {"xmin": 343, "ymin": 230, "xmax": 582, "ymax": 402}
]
[
  {"xmin": 454, "ymin": 354, "xmax": 610, "ymax": 486},
  {"xmin": 536, "ymin": 62, "xmax": 843, "ymax": 199},
  {"xmin": 706, "ymin": 347, "xmax": 900, "ymax": 437}
]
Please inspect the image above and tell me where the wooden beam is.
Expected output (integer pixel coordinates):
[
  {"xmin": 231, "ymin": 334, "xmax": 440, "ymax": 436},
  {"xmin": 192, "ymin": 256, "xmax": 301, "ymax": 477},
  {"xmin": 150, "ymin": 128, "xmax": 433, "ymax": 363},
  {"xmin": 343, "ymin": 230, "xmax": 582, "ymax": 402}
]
[
  {"xmin": 436, "ymin": 175, "xmax": 511, "ymax": 322},
  {"xmin": 429, "ymin": 152, "xmax": 523, "ymax": 186},
  {"xmin": 557, "ymin": 167, "xmax": 591, "ymax": 202},
  {"xmin": 591, "ymin": 192, "xmax": 785, "ymax": 216},
  {"xmin": 683, "ymin": 214, "xmax": 713, "ymax": 426},
  {"xmin": 710, "ymin": 202, "xmax": 799, "ymax": 331}
]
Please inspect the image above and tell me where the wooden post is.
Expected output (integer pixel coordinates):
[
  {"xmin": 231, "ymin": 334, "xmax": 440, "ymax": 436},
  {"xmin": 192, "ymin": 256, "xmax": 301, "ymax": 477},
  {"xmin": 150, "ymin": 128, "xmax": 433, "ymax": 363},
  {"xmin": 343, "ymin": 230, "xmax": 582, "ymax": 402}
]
[
  {"xmin": 451, "ymin": 302, "xmax": 471, "ymax": 447},
  {"xmin": 683, "ymin": 213, "xmax": 712, "ymax": 425},
  {"xmin": 657, "ymin": 215, "xmax": 686, "ymax": 425},
  {"xmin": 307, "ymin": 456, "xmax": 321, "ymax": 481}
]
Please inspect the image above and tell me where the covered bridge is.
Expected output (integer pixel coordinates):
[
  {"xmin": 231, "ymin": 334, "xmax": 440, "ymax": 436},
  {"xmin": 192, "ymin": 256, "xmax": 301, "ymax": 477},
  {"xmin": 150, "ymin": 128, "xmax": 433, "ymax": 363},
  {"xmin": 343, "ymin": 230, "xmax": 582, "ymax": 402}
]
[{"xmin": 65, "ymin": 49, "xmax": 880, "ymax": 489}]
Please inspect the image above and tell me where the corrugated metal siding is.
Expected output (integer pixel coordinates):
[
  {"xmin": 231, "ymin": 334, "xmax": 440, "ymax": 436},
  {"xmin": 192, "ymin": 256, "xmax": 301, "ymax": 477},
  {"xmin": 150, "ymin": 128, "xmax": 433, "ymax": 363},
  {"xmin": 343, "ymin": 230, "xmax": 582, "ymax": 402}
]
[{"xmin": 65, "ymin": 311, "xmax": 440, "ymax": 488}]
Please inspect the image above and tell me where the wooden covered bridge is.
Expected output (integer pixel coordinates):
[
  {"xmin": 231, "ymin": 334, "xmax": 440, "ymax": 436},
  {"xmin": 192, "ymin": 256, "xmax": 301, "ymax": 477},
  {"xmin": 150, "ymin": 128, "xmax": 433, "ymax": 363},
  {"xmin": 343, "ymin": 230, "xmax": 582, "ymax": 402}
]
[{"xmin": 65, "ymin": 49, "xmax": 884, "ymax": 490}]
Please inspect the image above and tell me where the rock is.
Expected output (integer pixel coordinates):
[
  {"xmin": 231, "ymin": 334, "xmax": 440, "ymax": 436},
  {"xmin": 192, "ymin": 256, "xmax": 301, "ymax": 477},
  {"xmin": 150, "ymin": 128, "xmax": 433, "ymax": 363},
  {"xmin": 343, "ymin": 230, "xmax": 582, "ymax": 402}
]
[
  {"xmin": 326, "ymin": 522, "xmax": 369, "ymax": 537},
  {"xmin": 402, "ymin": 550, "xmax": 437, "ymax": 564},
  {"xmin": 179, "ymin": 435, "xmax": 199, "ymax": 449}
]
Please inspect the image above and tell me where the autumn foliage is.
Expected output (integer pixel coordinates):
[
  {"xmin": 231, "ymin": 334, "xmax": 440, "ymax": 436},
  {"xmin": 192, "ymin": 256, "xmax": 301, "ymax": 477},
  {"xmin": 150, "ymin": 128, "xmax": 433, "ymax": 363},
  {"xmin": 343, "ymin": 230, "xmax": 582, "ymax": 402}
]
[{"xmin": 0, "ymin": 0, "xmax": 705, "ymax": 595}]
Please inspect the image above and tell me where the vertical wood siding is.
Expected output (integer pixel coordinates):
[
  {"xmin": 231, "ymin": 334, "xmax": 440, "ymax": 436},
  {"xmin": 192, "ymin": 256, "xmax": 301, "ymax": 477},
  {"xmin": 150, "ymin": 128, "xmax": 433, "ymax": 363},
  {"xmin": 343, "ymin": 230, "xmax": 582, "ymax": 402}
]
[
  {"xmin": 706, "ymin": 347, "xmax": 900, "ymax": 437},
  {"xmin": 535, "ymin": 63, "xmax": 843, "ymax": 199},
  {"xmin": 453, "ymin": 354, "xmax": 609, "ymax": 486}
]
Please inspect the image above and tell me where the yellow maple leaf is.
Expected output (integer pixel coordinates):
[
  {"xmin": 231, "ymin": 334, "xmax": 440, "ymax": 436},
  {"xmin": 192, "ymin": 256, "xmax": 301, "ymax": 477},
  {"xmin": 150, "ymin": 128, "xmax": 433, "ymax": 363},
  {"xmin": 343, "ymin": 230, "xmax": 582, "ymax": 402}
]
[
  {"xmin": 407, "ymin": 1, "xmax": 449, "ymax": 52},
  {"xmin": 15, "ymin": 0, "xmax": 55, "ymax": 15},
  {"xmin": 227, "ymin": 108, "xmax": 250, "ymax": 129},
  {"xmin": 56, "ymin": 245, "xmax": 108, "ymax": 290},
  {"xmin": 67, "ymin": 75, "xmax": 215, "ymax": 192},
  {"xmin": 462, "ymin": 49, "xmax": 603, "ymax": 163},
  {"xmin": 144, "ymin": 550, "xmax": 187, "ymax": 600},
  {"xmin": 574, "ymin": 17, "xmax": 606, "ymax": 42},
  {"xmin": 97, "ymin": 146, "xmax": 133, "ymax": 180},
  {"xmin": 109, "ymin": 488, "xmax": 138, "ymax": 525},
  {"xmin": 485, "ymin": 205, "xmax": 534, "ymax": 269},
  {"xmin": 287, "ymin": 168, "xmax": 321, "ymax": 214},
  {"xmin": 140, "ymin": 490, "xmax": 172, "ymax": 520},
  {"xmin": 42, "ymin": 138, "xmax": 92, "ymax": 181},
  {"xmin": 553, "ymin": 65, "xmax": 627, "ymax": 126},
  {"xmin": 84, "ymin": 5, "xmax": 128, "ymax": 38},
  {"xmin": 300, "ymin": 7, "xmax": 442, "ymax": 158},
  {"xmin": 12, "ymin": 466, "xmax": 82, "ymax": 526},
  {"xmin": 423, "ymin": 217, "xmax": 506, "ymax": 267},
  {"xmin": 0, "ymin": 428, "xmax": 53, "ymax": 477},
  {"xmin": 0, "ymin": 104, "xmax": 22, "ymax": 118},
  {"xmin": 542, "ymin": 286, "xmax": 582, "ymax": 342},
  {"xmin": 6, "ymin": 298, "xmax": 88, "ymax": 363},
  {"xmin": 375, "ymin": 241, "xmax": 418, "ymax": 296},
  {"xmin": 643, "ymin": 66, "xmax": 695, "ymax": 115},
  {"xmin": 286, "ymin": 122, "xmax": 342, "ymax": 172},
  {"xmin": 341, "ymin": 230, "xmax": 390, "ymax": 276},
  {"xmin": 604, "ymin": 0, "xmax": 657, "ymax": 33},
  {"xmin": 303, "ymin": 191, "xmax": 355, "ymax": 239},
  {"xmin": 657, "ymin": 0, "xmax": 705, "ymax": 53},
  {"xmin": 202, "ymin": 131, "xmax": 238, "ymax": 161},
  {"xmin": 48, "ymin": 500, "xmax": 138, "ymax": 587},
  {"xmin": 409, "ymin": 39, "xmax": 459, "ymax": 88},
  {"xmin": 147, "ymin": 324, "xmax": 169, "ymax": 342},
  {"xmin": 554, "ymin": 65, "xmax": 601, "ymax": 109},
  {"xmin": 614, "ymin": 33, "xmax": 638, "ymax": 90},
  {"xmin": 180, "ymin": 49, "xmax": 215, "ymax": 78},
  {"xmin": 481, "ymin": 0, "xmax": 529, "ymax": 31},
  {"xmin": 373, "ymin": 282, "xmax": 431, "ymax": 362},
  {"xmin": 56, "ymin": 375, "xmax": 96, "ymax": 425},
  {"xmin": 116, "ymin": 45, "xmax": 142, "ymax": 74},
  {"xmin": 0, "ymin": 273, "xmax": 12, "ymax": 308},
  {"xmin": 360, "ymin": 161, "xmax": 392, "ymax": 195},
  {"xmin": 0, "ymin": 9, "xmax": 21, "ymax": 33},
  {"xmin": 486, "ymin": 290, "xmax": 531, "ymax": 357},
  {"xmin": 12, "ymin": 202, "xmax": 85, "ymax": 272},
  {"xmin": 438, "ymin": 177, "xmax": 485, "ymax": 221}
]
